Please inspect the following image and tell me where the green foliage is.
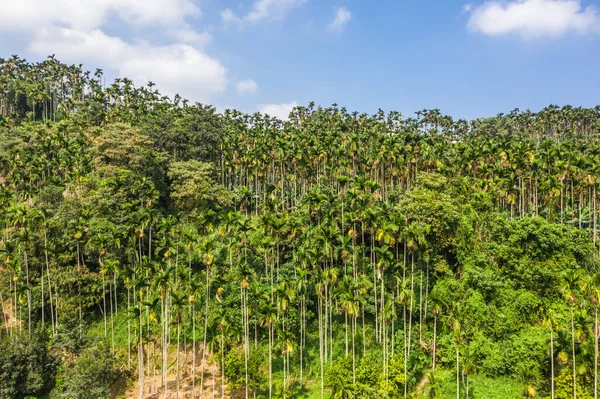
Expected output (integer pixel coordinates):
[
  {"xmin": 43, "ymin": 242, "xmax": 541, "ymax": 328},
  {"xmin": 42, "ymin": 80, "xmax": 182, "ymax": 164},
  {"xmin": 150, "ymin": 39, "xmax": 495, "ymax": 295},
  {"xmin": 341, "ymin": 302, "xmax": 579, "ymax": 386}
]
[
  {"xmin": 51, "ymin": 346, "xmax": 125, "ymax": 399},
  {"xmin": 168, "ymin": 160, "xmax": 231, "ymax": 214},
  {"xmin": 224, "ymin": 346, "xmax": 265, "ymax": 394},
  {"xmin": 384, "ymin": 355, "xmax": 407, "ymax": 398},
  {"xmin": 0, "ymin": 334, "xmax": 58, "ymax": 399},
  {"xmin": 3, "ymin": 55, "xmax": 600, "ymax": 399},
  {"xmin": 143, "ymin": 104, "xmax": 222, "ymax": 163},
  {"xmin": 326, "ymin": 356, "xmax": 355, "ymax": 399},
  {"xmin": 554, "ymin": 367, "xmax": 593, "ymax": 399},
  {"xmin": 468, "ymin": 332, "xmax": 504, "ymax": 377},
  {"xmin": 355, "ymin": 354, "xmax": 380, "ymax": 390},
  {"xmin": 437, "ymin": 371, "xmax": 524, "ymax": 399}
]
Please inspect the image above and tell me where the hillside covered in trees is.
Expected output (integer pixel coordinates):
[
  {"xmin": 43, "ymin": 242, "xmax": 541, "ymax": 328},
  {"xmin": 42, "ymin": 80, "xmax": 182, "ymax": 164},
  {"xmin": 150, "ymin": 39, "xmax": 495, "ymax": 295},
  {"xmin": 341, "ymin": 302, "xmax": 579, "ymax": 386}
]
[{"xmin": 2, "ymin": 55, "xmax": 600, "ymax": 399}]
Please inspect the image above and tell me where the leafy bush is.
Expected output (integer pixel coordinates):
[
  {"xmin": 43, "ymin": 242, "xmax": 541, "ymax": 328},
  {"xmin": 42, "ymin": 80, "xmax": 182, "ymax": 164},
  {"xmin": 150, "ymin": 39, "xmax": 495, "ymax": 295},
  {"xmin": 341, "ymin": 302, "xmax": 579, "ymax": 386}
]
[
  {"xmin": 468, "ymin": 331, "xmax": 504, "ymax": 377},
  {"xmin": 326, "ymin": 356, "xmax": 355, "ymax": 399},
  {"xmin": 224, "ymin": 345, "xmax": 265, "ymax": 395},
  {"xmin": 554, "ymin": 367, "xmax": 593, "ymax": 399},
  {"xmin": 505, "ymin": 326, "xmax": 547, "ymax": 378},
  {"xmin": 0, "ymin": 334, "xmax": 58, "ymax": 399},
  {"xmin": 51, "ymin": 346, "xmax": 125, "ymax": 399}
]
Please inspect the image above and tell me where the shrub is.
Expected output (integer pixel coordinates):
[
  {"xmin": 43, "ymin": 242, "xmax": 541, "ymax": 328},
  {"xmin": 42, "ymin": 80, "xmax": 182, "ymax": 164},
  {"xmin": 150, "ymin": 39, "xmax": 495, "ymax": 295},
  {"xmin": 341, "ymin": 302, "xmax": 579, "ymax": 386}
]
[
  {"xmin": 0, "ymin": 334, "xmax": 58, "ymax": 399},
  {"xmin": 51, "ymin": 346, "xmax": 125, "ymax": 399}
]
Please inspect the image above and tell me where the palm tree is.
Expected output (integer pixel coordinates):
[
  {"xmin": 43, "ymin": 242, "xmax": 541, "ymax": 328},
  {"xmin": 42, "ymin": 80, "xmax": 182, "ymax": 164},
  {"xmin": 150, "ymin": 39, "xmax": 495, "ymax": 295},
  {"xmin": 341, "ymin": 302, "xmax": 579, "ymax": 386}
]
[
  {"xmin": 276, "ymin": 281, "xmax": 296, "ymax": 397},
  {"xmin": 171, "ymin": 290, "xmax": 187, "ymax": 397},
  {"xmin": 428, "ymin": 288, "xmax": 446, "ymax": 372},
  {"xmin": 583, "ymin": 272, "xmax": 600, "ymax": 399},
  {"xmin": 236, "ymin": 261, "xmax": 255, "ymax": 399},
  {"xmin": 295, "ymin": 265, "xmax": 311, "ymax": 390},
  {"xmin": 449, "ymin": 307, "xmax": 462, "ymax": 399},
  {"xmin": 261, "ymin": 298, "xmax": 277, "ymax": 399},
  {"xmin": 396, "ymin": 276, "xmax": 411, "ymax": 399},
  {"xmin": 151, "ymin": 266, "xmax": 172, "ymax": 398},
  {"xmin": 33, "ymin": 207, "xmax": 54, "ymax": 334},
  {"xmin": 187, "ymin": 276, "xmax": 202, "ymax": 395},
  {"xmin": 215, "ymin": 298, "xmax": 229, "ymax": 399},
  {"xmin": 404, "ymin": 221, "xmax": 429, "ymax": 360},
  {"xmin": 103, "ymin": 259, "xmax": 120, "ymax": 353},
  {"xmin": 425, "ymin": 370, "xmax": 442, "ymax": 399},
  {"xmin": 543, "ymin": 309, "xmax": 558, "ymax": 399},
  {"xmin": 338, "ymin": 275, "xmax": 360, "ymax": 387},
  {"xmin": 561, "ymin": 269, "xmax": 582, "ymax": 399},
  {"xmin": 131, "ymin": 270, "xmax": 149, "ymax": 399},
  {"xmin": 461, "ymin": 346, "xmax": 475, "ymax": 399},
  {"xmin": 278, "ymin": 327, "xmax": 296, "ymax": 398},
  {"xmin": 315, "ymin": 268, "xmax": 326, "ymax": 399},
  {"xmin": 200, "ymin": 244, "xmax": 215, "ymax": 399}
]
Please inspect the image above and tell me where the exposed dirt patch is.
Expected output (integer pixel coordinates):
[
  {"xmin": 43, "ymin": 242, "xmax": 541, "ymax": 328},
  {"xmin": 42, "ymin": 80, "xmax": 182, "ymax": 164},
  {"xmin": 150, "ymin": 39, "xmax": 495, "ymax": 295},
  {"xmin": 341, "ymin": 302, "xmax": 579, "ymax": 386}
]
[
  {"xmin": 415, "ymin": 374, "xmax": 429, "ymax": 395},
  {"xmin": 125, "ymin": 344, "xmax": 231, "ymax": 399}
]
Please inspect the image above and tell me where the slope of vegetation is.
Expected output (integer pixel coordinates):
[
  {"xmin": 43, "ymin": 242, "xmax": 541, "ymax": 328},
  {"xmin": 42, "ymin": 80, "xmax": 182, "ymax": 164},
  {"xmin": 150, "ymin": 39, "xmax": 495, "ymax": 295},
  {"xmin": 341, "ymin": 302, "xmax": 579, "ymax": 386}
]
[{"xmin": 1, "ymin": 55, "xmax": 600, "ymax": 399}]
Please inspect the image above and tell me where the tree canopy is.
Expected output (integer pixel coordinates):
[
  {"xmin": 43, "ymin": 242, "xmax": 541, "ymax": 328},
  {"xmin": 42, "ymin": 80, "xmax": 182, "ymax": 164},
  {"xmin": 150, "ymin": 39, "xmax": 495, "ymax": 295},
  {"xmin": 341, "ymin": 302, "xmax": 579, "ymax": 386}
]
[{"xmin": 1, "ymin": 55, "xmax": 600, "ymax": 399}]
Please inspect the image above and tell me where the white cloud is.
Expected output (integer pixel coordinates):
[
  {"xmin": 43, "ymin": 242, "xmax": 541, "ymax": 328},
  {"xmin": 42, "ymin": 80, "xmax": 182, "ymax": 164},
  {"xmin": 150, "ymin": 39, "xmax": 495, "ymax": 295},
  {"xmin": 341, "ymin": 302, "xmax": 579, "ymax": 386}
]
[
  {"xmin": 29, "ymin": 28, "xmax": 129, "ymax": 65},
  {"xmin": 237, "ymin": 79, "xmax": 258, "ymax": 95},
  {"xmin": 170, "ymin": 28, "xmax": 212, "ymax": 47},
  {"xmin": 466, "ymin": 0, "xmax": 600, "ymax": 39},
  {"xmin": 0, "ymin": 0, "xmax": 231, "ymax": 104},
  {"xmin": 258, "ymin": 101, "xmax": 298, "ymax": 120},
  {"xmin": 222, "ymin": 0, "xmax": 307, "ymax": 24},
  {"xmin": 247, "ymin": 0, "xmax": 307, "ymax": 22},
  {"xmin": 221, "ymin": 8, "xmax": 242, "ymax": 24},
  {"xmin": 328, "ymin": 6, "xmax": 352, "ymax": 32},
  {"xmin": 0, "ymin": 0, "xmax": 200, "ymax": 31},
  {"xmin": 29, "ymin": 27, "xmax": 227, "ymax": 103}
]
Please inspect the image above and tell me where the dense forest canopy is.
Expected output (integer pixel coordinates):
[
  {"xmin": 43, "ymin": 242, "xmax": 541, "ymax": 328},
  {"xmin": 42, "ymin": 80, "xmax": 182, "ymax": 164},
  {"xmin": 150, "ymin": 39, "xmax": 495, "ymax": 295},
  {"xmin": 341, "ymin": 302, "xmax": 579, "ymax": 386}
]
[{"xmin": 1, "ymin": 55, "xmax": 600, "ymax": 399}]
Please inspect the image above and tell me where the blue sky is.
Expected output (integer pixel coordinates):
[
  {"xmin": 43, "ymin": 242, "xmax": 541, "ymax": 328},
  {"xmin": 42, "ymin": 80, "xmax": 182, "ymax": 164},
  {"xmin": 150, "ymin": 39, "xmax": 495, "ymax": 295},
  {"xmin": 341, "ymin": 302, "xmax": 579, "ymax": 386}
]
[{"xmin": 1, "ymin": 0, "xmax": 599, "ymax": 119}]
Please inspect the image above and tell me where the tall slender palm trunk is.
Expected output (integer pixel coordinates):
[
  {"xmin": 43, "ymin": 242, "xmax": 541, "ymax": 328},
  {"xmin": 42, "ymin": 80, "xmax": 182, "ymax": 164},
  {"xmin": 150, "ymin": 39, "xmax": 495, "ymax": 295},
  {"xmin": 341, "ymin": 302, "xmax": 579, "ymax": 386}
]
[
  {"xmin": 44, "ymin": 229, "xmax": 55, "ymax": 334},
  {"xmin": 192, "ymin": 304, "xmax": 196, "ymax": 395},
  {"xmin": 572, "ymin": 305, "xmax": 577, "ymax": 399},
  {"xmin": 551, "ymin": 326, "xmax": 555, "ymax": 399},
  {"xmin": 201, "ymin": 266, "xmax": 211, "ymax": 398},
  {"xmin": 269, "ymin": 324, "xmax": 273, "ymax": 399},
  {"xmin": 408, "ymin": 254, "xmax": 415, "ymax": 358},
  {"xmin": 595, "ymin": 307, "xmax": 598, "ymax": 399},
  {"xmin": 139, "ymin": 306, "xmax": 144, "ymax": 399},
  {"xmin": 221, "ymin": 330, "xmax": 225, "ymax": 399},
  {"xmin": 433, "ymin": 314, "xmax": 437, "ymax": 371},
  {"xmin": 456, "ymin": 343, "xmax": 460, "ymax": 399}
]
